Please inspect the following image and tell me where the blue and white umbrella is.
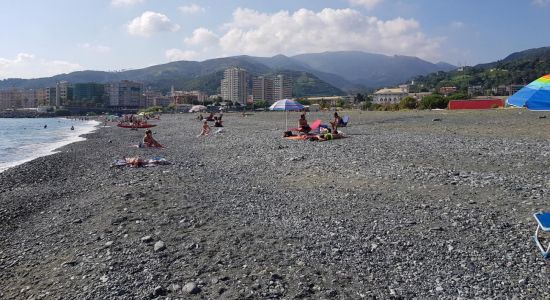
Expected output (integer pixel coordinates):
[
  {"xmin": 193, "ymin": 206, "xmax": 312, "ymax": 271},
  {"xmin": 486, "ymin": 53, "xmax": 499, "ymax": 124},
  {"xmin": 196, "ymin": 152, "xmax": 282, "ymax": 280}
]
[{"xmin": 269, "ymin": 99, "xmax": 304, "ymax": 128}]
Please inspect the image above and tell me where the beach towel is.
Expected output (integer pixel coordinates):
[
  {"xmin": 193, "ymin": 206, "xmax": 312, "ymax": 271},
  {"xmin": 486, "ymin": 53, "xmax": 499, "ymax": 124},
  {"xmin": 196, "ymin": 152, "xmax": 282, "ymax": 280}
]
[
  {"xmin": 284, "ymin": 134, "xmax": 317, "ymax": 141},
  {"xmin": 111, "ymin": 157, "xmax": 170, "ymax": 168}
]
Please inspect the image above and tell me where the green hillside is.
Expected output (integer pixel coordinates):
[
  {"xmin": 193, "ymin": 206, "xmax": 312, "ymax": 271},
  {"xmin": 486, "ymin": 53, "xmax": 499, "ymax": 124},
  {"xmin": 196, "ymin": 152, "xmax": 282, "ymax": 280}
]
[{"xmin": 410, "ymin": 46, "xmax": 550, "ymax": 92}]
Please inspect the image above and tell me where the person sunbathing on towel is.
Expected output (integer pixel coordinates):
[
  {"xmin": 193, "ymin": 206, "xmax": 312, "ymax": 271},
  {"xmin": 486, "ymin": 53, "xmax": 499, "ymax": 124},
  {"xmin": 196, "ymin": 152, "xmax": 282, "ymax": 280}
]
[
  {"xmin": 311, "ymin": 128, "xmax": 343, "ymax": 141},
  {"xmin": 298, "ymin": 113, "xmax": 311, "ymax": 134},
  {"xmin": 198, "ymin": 120, "xmax": 211, "ymax": 136},
  {"xmin": 125, "ymin": 157, "xmax": 144, "ymax": 167},
  {"xmin": 143, "ymin": 129, "xmax": 163, "ymax": 148}
]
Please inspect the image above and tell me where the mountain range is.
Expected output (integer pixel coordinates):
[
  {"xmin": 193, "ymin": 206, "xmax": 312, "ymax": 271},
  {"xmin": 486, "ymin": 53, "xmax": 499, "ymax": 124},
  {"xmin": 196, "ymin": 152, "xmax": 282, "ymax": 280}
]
[{"xmin": 0, "ymin": 51, "xmax": 456, "ymax": 97}]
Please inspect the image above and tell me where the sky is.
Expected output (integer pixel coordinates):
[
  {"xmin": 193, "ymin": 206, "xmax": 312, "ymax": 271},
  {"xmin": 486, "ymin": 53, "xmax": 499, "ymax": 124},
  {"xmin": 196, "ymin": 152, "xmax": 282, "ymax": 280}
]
[{"xmin": 1, "ymin": 0, "xmax": 549, "ymax": 79}]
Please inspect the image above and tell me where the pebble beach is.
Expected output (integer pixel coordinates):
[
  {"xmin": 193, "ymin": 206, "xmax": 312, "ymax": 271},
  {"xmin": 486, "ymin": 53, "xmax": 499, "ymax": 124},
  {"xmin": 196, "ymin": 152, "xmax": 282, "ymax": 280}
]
[{"xmin": 2, "ymin": 109, "xmax": 550, "ymax": 299}]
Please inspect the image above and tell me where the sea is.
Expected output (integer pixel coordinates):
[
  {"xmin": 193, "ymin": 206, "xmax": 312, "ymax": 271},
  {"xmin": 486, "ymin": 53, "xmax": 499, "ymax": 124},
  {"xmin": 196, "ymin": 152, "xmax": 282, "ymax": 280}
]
[{"xmin": 0, "ymin": 118, "xmax": 100, "ymax": 173}]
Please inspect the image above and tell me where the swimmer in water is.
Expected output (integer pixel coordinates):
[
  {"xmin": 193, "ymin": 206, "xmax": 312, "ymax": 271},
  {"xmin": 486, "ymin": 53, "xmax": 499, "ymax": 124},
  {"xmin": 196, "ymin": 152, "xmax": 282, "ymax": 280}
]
[{"xmin": 71, "ymin": 126, "xmax": 74, "ymax": 130}]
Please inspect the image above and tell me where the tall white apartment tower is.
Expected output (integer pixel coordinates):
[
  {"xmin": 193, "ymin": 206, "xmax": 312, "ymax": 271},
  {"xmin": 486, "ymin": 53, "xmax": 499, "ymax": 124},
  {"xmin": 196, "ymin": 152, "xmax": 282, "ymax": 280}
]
[
  {"xmin": 273, "ymin": 74, "xmax": 292, "ymax": 101},
  {"xmin": 221, "ymin": 67, "xmax": 248, "ymax": 105}
]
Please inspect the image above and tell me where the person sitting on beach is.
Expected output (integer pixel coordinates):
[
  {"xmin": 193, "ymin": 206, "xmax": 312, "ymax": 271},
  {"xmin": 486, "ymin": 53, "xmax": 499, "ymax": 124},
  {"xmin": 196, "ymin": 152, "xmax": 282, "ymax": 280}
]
[
  {"xmin": 206, "ymin": 113, "xmax": 215, "ymax": 121},
  {"xmin": 143, "ymin": 129, "xmax": 163, "ymax": 148},
  {"xmin": 330, "ymin": 112, "xmax": 342, "ymax": 133},
  {"xmin": 298, "ymin": 113, "xmax": 311, "ymax": 134},
  {"xmin": 214, "ymin": 116, "xmax": 223, "ymax": 127},
  {"xmin": 198, "ymin": 120, "xmax": 211, "ymax": 136},
  {"xmin": 198, "ymin": 114, "xmax": 203, "ymax": 121}
]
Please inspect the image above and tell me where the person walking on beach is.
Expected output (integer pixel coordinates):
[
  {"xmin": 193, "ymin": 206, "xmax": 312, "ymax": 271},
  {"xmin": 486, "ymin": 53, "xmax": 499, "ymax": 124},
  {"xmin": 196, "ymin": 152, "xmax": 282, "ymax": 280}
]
[{"xmin": 198, "ymin": 120, "xmax": 211, "ymax": 136}]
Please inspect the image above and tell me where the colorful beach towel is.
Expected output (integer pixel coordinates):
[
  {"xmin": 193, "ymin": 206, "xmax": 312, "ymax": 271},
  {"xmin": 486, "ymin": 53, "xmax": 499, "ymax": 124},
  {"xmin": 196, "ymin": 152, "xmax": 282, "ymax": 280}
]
[{"xmin": 111, "ymin": 157, "xmax": 170, "ymax": 168}]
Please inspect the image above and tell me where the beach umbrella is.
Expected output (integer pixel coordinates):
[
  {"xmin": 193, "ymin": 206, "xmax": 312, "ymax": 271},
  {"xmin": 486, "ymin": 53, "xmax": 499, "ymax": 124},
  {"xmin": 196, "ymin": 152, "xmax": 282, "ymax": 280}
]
[
  {"xmin": 507, "ymin": 74, "xmax": 550, "ymax": 110},
  {"xmin": 269, "ymin": 99, "xmax": 305, "ymax": 128},
  {"xmin": 189, "ymin": 105, "xmax": 207, "ymax": 112}
]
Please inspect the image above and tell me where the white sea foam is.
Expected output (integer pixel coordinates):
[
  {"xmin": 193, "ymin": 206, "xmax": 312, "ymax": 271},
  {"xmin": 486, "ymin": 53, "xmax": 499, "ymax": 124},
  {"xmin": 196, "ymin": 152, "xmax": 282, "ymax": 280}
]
[{"xmin": 0, "ymin": 119, "xmax": 100, "ymax": 173}]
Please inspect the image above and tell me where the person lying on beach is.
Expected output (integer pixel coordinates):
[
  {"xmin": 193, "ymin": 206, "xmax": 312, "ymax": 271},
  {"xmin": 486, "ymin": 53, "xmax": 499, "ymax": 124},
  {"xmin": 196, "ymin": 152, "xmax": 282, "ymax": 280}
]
[
  {"xmin": 143, "ymin": 129, "xmax": 163, "ymax": 147},
  {"xmin": 298, "ymin": 113, "xmax": 311, "ymax": 134},
  {"xmin": 206, "ymin": 113, "xmax": 215, "ymax": 121},
  {"xmin": 125, "ymin": 157, "xmax": 144, "ymax": 167},
  {"xmin": 198, "ymin": 120, "xmax": 211, "ymax": 136},
  {"xmin": 309, "ymin": 128, "xmax": 343, "ymax": 141}
]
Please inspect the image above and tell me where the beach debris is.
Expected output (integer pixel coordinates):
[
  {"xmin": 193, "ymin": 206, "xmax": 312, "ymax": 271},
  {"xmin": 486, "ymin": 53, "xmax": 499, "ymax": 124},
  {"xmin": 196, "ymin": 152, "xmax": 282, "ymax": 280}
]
[
  {"xmin": 154, "ymin": 240, "xmax": 166, "ymax": 252},
  {"xmin": 141, "ymin": 235, "xmax": 153, "ymax": 243},
  {"xmin": 153, "ymin": 286, "xmax": 167, "ymax": 297},
  {"xmin": 183, "ymin": 282, "xmax": 201, "ymax": 294}
]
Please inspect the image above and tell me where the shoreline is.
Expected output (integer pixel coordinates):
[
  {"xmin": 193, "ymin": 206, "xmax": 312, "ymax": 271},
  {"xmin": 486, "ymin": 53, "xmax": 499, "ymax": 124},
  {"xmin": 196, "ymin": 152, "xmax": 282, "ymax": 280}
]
[
  {"xmin": 0, "ymin": 119, "xmax": 101, "ymax": 173},
  {"xmin": 1, "ymin": 110, "xmax": 550, "ymax": 299}
]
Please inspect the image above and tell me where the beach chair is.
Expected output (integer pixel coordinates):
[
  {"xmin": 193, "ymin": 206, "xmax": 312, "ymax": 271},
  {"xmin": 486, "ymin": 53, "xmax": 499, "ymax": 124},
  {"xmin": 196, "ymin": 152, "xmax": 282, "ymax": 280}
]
[
  {"xmin": 533, "ymin": 212, "xmax": 550, "ymax": 258},
  {"xmin": 340, "ymin": 115, "xmax": 350, "ymax": 127}
]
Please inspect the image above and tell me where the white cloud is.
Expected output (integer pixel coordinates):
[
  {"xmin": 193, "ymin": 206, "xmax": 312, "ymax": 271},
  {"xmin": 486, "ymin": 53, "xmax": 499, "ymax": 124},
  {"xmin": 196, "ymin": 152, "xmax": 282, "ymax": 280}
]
[
  {"xmin": 184, "ymin": 28, "xmax": 219, "ymax": 47},
  {"xmin": 78, "ymin": 43, "xmax": 111, "ymax": 53},
  {"xmin": 127, "ymin": 11, "xmax": 180, "ymax": 37},
  {"xmin": 533, "ymin": 0, "xmax": 550, "ymax": 6},
  {"xmin": 165, "ymin": 49, "xmax": 200, "ymax": 61},
  {"xmin": 450, "ymin": 21, "xmax": 464, "ymax": 29},
  {"xmin": 111, "ymin": 0, "xmax": 144, "ymax": 7},
  {"xmin": 349, "ymin": 0, "xmax": 383, "ymax": 9},
  {"xmin": 0, "ymin": 53, "xmax": 82, "ymax": 79},
  {"xmin": 179, "ymin": 4, "xmax": 205, "ymax": 14},
  {"xmin": 217, "ymin": 8, "xmax": 441, "ymax": 60}
]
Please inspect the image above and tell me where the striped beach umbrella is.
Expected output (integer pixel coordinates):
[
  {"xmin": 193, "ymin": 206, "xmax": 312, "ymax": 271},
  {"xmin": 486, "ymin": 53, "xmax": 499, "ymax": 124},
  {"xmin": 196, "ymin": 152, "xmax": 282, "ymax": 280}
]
[
  {"xmin": 269, "ymin": 99, "xmax": 305, "ymax": 128},
  {"xmin": 507, "ymin": 74, "xmax": 550, "ymax": 110}
]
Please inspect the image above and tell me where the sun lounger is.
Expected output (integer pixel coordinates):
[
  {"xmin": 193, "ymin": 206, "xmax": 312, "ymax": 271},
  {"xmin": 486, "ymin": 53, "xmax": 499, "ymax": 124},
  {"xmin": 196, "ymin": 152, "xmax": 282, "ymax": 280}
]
[{"xmin": 533, "ymin": 212, "xmax": 550, "ymax": 258}]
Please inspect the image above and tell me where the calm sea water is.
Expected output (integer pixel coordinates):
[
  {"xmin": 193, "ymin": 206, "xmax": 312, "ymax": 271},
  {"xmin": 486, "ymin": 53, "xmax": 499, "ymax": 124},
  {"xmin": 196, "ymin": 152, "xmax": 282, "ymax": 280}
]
[{"xmin": 0, "ymin": 118, "xmax": 99, "ymax": 173}]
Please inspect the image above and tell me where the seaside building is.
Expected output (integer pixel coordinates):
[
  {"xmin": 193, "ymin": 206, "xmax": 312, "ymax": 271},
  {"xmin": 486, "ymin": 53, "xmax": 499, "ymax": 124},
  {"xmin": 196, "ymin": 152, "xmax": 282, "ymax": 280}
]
[
  {"xmin": 372, "ymin": 87, "xmax": 408, "ymax": 104},
  {"xmin": 151, "ymin": 96, "xmax": 172, "ymax": 107},
  {"xmin": 73, "ymin": 83, "xmax": 106, "ymax": 107},
  {"xmin": 491, "ymin": 85, "xmax": 507, "ymax": 96},
  {"xmin": 252, "ymin": 74, "xmax": 292, "ymax": 103},
  {"xmin": 107, "ymin": 80, "xmax": 144, "ymax": 108},
  {"xmin": 507, "ymin": 84, "xmax": 524, "ymax": 95},
  {"xmin": 468, "ymin": 85, "xmax": 484, "ymax": 96},
  {"xmin": 45, "ymin": 87, "xmax": 57, "ymax": 107},
  {"xmin": 439, "ymin": 86, "xmax": 457, "ymax": 95},
  {"xmin": 221, "ymin": 67, "xmax": 248, "ymax": 105},
  {"xmin": 0, "ymin": 89, "xmax": 23, "ymax": 109},
  {"xmin": 273, "ymin": 74, "xmax": 292, "ymax": 101},
  {"xmin": 252, "ymin": 76, "xmax": 274, "ymax": 103},
  {"xmin": 172, "ymin": 90, "xmax": 209, "ymax": 105},
  {"xmin": 143, "ymin": 90, "xmax": 164, "ymax": 107}
]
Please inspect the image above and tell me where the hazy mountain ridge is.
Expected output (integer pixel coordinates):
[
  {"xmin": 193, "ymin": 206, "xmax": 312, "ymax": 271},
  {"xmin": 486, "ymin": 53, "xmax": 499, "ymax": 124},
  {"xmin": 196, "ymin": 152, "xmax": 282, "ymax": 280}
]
[{"xmin": 0, "ymin": 51, "xmax": 457, "ymax": 95}]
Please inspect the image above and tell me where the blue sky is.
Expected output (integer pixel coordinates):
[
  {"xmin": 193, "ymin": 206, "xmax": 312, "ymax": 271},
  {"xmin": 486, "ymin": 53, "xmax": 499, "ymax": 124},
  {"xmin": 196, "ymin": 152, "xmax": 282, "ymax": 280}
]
[{"xmin": 0, "ymin": 0, "xmax": 549, "ymax": 79}]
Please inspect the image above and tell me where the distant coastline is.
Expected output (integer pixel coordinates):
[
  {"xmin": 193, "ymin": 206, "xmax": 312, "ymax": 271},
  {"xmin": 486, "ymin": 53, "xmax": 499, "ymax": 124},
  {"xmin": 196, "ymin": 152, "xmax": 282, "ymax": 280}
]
[{"xmin": 0, "ymin": 110, "xmax": 55, "ymax": 118}]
